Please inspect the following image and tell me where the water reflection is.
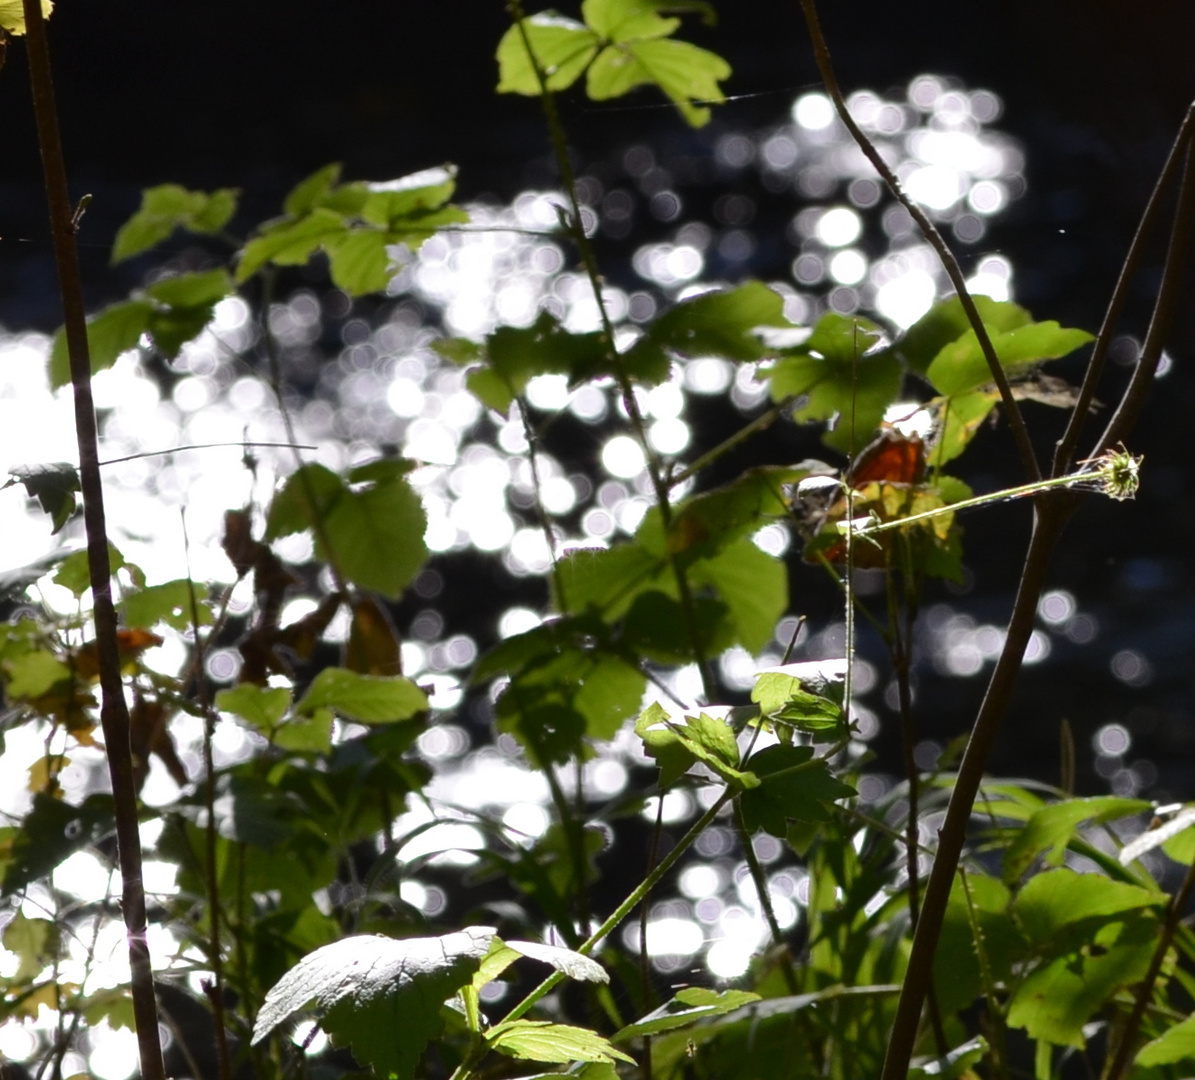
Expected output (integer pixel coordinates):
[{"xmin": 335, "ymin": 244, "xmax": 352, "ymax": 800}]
[{"xmin": 0, "ymin": 71, "xmax": 1135, "ymax": 1029}]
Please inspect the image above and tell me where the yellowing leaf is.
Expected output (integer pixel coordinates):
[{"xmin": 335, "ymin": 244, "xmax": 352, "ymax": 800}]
[{"xmin": 0, "ymin": 0, "xmax": 53, "ymax": 35}]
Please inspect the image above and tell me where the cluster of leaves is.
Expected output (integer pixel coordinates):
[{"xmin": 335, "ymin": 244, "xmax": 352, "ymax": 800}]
[{"xmin": 0, "ymin": 2, "xmax": 1185, "ymax": 1080}]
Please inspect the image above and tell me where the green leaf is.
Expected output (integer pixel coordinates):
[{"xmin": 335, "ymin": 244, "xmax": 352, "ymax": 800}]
[
  {"xmin": 1002, "ymin": 796, "xmax": 1151, "ymax": 884},
  {"xmin": 763, "ymin": 313, "xmax": 898, "ymax": 453},
  {"xmin": 144, "ymin": 267, "xmax": 235, "ymax": 309},
  {"xmin": 488, "ymin": 1020, "xmax": 634, "ymax": 1064},
  {"xmin": 216, "ymin": 684, "xmax": 293, "ymax": 730},
  {"xmin": 361, "ymin": 166, "xmax": 463, "ymax": 224},
  {"xmin": 555, "ymin": 543, "xmax": 661, "ymax": 618},
  {"xmin": 927, "ymin": 389, "xmax": 999, "ymax": 466},
  {"xmin": 271, "ymin": 708, "xmax": 334, "ymax": 754},
  {"xmin": 503, "ymin": 939, "xmax": 608, "ymax": 982},
  {"xmin": 251, "ymin": 928, "xmax": 494, "ymax": 1080},
  {"xmin": 1006, "ymin": 913, "xmax": 1157, "ymax": 1047},
  {"xmin": 496, "ymin": 14, "xmax": 601, "ymax": 95},
  {"xmin": 48, "ymin": 299, "xmax": 153, "ymax": 390},
  {"xmin": 751, "ymin": 668, "xmax": 845, "ymax": 737},
  {"xmin": 266, "ymin": 460, "xmax": 428, "ymax": 599},
  {"xmin": 926, "ymin": 320, "xmax": 1094, "ymax": 396},
  {"xmin": 5, "ymin": 462, "xmax": 81, "ymax": 533},
  {"xmin": 1013, "ymin": 868, "xmax": 1163, "ymax": 945},
  {"xmin": 1137, "ymin": 1012, "xmax": 1195, "ymax": 1067},
  {"xmin": 111, "ymin": 183, "xmax": 238, "ymax": 263},
  {"xmin": 614, "ymin": 987, "xmax": 761, "ymax": 1041},
  {"xmin": 3, "ymin": 793, "xmax": 115, "ymax": 897},
  {"xmin": 622, "ymin": 589, "xmax": 728, "ymax": 664},
  {"xmin": 120, "ymin": 579, "xmax": 211, "ymax": 631},
  {"xmin": 624, "ymin": 282, "xmax": 792, "ymax": 383},
  {"xmin": 635, "ymin": 702, "xmax": 696, "ymax": 787},
  {"xmin": 4, "ymin": 649, "xmax": 71, "ymax": 698},
  {"xmin": 0, "ymin": 0, "xmax": 53, "ymax": 36},
  {"xmin": 236, "ymin": 208, "xmax": 349, "ymax": 282},
  {"xmin": 896, "ymin": 296, "xmax": 1030, "ymax": 375},
  {"xmin": 666, "ymin": 465, "xmax": 808, "ymax": 562},
  {"xmin": 738, "ymin": 744, "xmax": 856, "ymax": 836},
  {"xmin": 688, "ymin": 537, "xmax": 787, "ymax": 654},
  {"xmin": 588, "ymin": 36, "xmax": 730, "ymax": 126},
  {"xmin": 2, "ymin": 912, "xmax": 61, "ymax": 982},
  {"xmin": 324, "ymin": 229, "xmax": 393, "ymax": 295},
  {"xmin": 53, "ymin": 544, "xmax": 127, "ymax": 598},
  {"xmin": 462, "ymin": 311, "xmax": 608, "ymax": 416},
  {"xmin": 908, "ymin": 1036, "xmax": 989, "ymax": 1079},
  {"xmin": 296, "ymin": 668, "xmax": 427, "ymax": 724},
  {"xmin": 283, "ymin": 164, "xmax": 343, "ymax": 216}
]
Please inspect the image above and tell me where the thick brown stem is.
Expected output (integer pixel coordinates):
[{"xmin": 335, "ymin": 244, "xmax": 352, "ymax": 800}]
[
  {"xmin": 19, "ymin": 5, "xmax": 166, "ymax": 1079},
  {"xmin": 880, "ymin": 502, "xmax": 1069, "ymax": 1079}
]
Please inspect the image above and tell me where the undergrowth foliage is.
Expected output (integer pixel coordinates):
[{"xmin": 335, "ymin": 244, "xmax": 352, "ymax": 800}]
[{"xmin": 1, "ymin": 1, "xmax": 1194, "ymax": 1079}]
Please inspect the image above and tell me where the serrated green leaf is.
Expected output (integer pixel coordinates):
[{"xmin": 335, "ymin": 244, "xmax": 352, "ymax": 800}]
[
  {"xmin": 296, "ymin": 668, "xmax": 427, "ymax": 724},
  {"xmin": 80, "ymin": 987, "xmax": 136, "ymax": 1032},
  {"xmin": 144, "ymin": 268, "xmax": 234, "ymax": 309},
  {"xmin": 614, "ymin": 987, "xmax": 761, "ymax": 1041},
  {"xmin": 896, "ymin": 296, "xmax": 1031, "ymax": 375},
  {"xmin": 926, "ymin": 320, "xmax": 1094, "ymax": 396},
  {"xmin": 326, "ymin": 229, "xmax": 393, "ymax": 295},
  {"xmin": 120, "ymin": 579, "xmax": 211, "ymax": 630},
  {"xmin": 738, "ymin": 744, "xmax": 856, "ymax": 836},
  {"xmin": 764, "ymin": 313, "xmax": 898, "ymax": 453},
  {"xmin": 266, "ymin": 460, "xmax": 429, "ymax": 599},
  {"xmin": 52, "ymin": 545, "xmax": 126, "ymax": 598},
  {"xmin": 1002, "ymin": 796, "xmax": 1151, "ymax": 884},
  {"xmin": 504, "ymin": 939, "xmax": 608, "ymax": 982},
  {"xmin": 284, "ymin": 164, "xmax": 343, "ymax": 216},
  {"xmin": 4, "ymin": 649, "xmax": 71, "ymax": 698},
  {"xmin": 1006, "ymin": 914, "xmax": 1157, "ymax": 1048},
  {"xmin": 555, "ymin": 543, "xmax": 662, "ymax": 618},
  {"xmin": 49, "ymin": 300, "xmax": 153, "ymax": 390},
  {"xmin": 489, "ymin": 1020, "xmax": 634, "ymax": 1064},
  {"xmin": 496, "ymin": 14, "xmax": 600, "ymax": 95},
  {"xmin": 587, "ymin": 34, "xmax": 730, "ymax": 127},
  {"xmin": 251, "ymin": 928, "xmax": 494, "ymax": 1080},
  {"xmin": 750, "ymin": 671, "xmax": 844, "ymax": 736},
  {"xmin": 635, "ymin": 701, "xmax": 696, "ymax": 787},
  {"xmin": 236, "ymin": 208, "xmax": 348, "ymax": 282},
  {"xmin": 2, "ymin": 912, "xmax": 60, "ymax": 982},
  {"xmin": 1013, "ymin": 868, "xmax": 1163, "ymax": 944},
  {"xmin": 361, "ymin": 166, "xmax": 461, "ymax": 224},
  {"xmin": 927, "ymin": 389, "xmax": 998, "ymax": 466},
  {"xmin": 624, "ymin": 282, "xmax": 791, "ymax": 382},
  {"xmin": 216, "ymin": 684, "xmax": 293, "ymax": 729},
  {"xmin": 271, "ymin": 708, "xmax": 334, "ymax": 754},
  {"xmin": 688, "ymin": 537, "xmax": 786, "ymax": 654},
  {"xmin": 111, "ymin": 184, "xmax": 238, "ymax": 263}
]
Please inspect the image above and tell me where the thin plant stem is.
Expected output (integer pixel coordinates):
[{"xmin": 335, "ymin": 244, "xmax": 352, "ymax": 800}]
[
  {"xmin": 733, "ymin": 800, "xmax": 799, "ymax": 993},
  {"xmin": 797, "ymin": 0, "xmax": 1040, "ymax": 484},
  {"xmin": 1054, "ymin": 103, "xmax": 1195, "ymax": 473},
  {"xmin": 506, "ymin": 0, "xmax": 715, "ymax": 698},
  {"xmin": 18, "ymin": 4, "xmax": 166, "ymax": 1077},
  {"xmin": 181, "ymin": 511, "xmax": 234, "ymax": 1080},
  {"xmin": 666, "ymin": 398, "xmax": 794, "ymax": 489},
  {"xmin": 98, "ymin": 441, "xmax": 315, "ymax": 467},
  {"xmin": 1103, "ymin": 856, "xmax": 1195, "ymax": 1080},
  {"xmin": 516, "ymin": 396, "xmax": 569, "ymax": 610}
]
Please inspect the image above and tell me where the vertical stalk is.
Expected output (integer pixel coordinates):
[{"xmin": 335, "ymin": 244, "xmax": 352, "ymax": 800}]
[{"xmin": 18, "ymin": 3, "xmax": 166, "ymax": 1078}]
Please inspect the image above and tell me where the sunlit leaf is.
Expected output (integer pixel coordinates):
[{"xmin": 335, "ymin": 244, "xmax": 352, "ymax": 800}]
[
  {"xmin": 120, "ymin": 579, "xmax": 211, "ymax": 631},
  {"xmin": 614, "ymin": 987, "xmax": 761, "ymax": 1041},
  {"xmin": 926, "ymin": 319, "xmax": 1094, "ymax": 397},
  {"xmin": 0, "ymin": 0, "xmax": 52, "ymax": 34},
  {"xmin": 488, "ymin": 1020, "xmax": 634, "ymax": 1064},
  {"xmin": 738, "ymin": 745, "xmax": 856, "ymax": 836},
  {"xmin": 3, "ymin": 648, "xmax": 70, "ymax": 698},
  {"xmin": 896, "ymin": 296, "xmax": 1030, "ymax": 375},
  {"xmin": 2, "ymin": 912, "xmax": 60, "ymax": 982},
  {"xmin": 496, "ymin": 14, "xmax": 600, "ymax": 95},
  {"xmin": 504, "ymin": 939, "xmax": 608, "ymax": 982},
  {"xmin": 296, "ymin": 668, "xmax": 427, "ymax": 724},
  {"xmin": 216, "ymin": 684, "xmax": 293, "ymax": 729},
  {"xmin": 907, "ymin": 1036, "xmax": 989, "ymax": 1079},
  {"xmin": 111, "ymin": 183, "xmax": 237, "ymax": 263},
  {"xmin": 688, "ymin": 537, "xmax": 787, "ymax": 654},
  {"xmin": 763, "ymin": 313, "xmax": 897, "ymax": 454},
  {"xmin": 48, "ymin": 300, "xmax": 153, "ymax": 390},
  {"xmin": 53, "ymin": 544, "xmax": 129, "ymax": 598},
  {"xmin": 1013, "ymin": 868, "xmax": 1163, "ymax": 944},
  {"xmin": 1002, "ymin": 796, "xmax": 1150, "ymax": 883},
  {"xmin": 251, "ymin": 928, "xmax": 495, "ymax": 1080},
  {"xmin": 1137, "ymin": 1012, "xmax": 1195, "ymax": 1067}
]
